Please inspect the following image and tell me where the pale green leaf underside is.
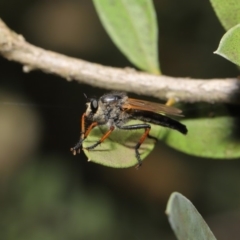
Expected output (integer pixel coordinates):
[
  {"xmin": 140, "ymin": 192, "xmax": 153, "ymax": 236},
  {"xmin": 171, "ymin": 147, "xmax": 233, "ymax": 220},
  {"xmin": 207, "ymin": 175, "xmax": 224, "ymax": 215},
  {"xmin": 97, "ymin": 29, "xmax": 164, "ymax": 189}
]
[
  {"xmin": 210, "ymin": 0, "xmax": 240, "ymax": 30},
  {"xmin": 166, "ymin": 192, "xmax": 217, "ymax": 240},
  {"xmin": 163, "ymin": 117, "xmax": 240, "ymax": 159},
  {"xmin": 82, "ymin": 120, "xmax": 163, "ymax": 168},
  {"xmin": 214, "ymin": 24, "xmax": 240, "ymax": 66},
  {"xmin": 93, "ymin": 0, "xmax": 160, "ymax": 74},
  {"xmin": 82, "ymin": 116, "xmax": 240, "ymax": 167}
]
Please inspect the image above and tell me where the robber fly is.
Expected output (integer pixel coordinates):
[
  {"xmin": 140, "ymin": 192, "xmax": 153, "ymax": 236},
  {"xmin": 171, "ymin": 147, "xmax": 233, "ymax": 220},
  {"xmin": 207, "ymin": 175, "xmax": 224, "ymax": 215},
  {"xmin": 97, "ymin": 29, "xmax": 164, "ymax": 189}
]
[{"xmin": 70, "ymin": 92, "xmax": 188, "ymax": 166}]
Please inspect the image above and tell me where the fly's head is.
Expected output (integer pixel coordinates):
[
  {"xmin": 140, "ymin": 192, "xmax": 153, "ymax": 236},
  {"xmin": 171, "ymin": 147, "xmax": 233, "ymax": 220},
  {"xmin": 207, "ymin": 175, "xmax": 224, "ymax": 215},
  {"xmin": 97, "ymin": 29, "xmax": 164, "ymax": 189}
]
[{"xmin": 85, "ymin": 97, "xmax": 104, "ymax": 124}]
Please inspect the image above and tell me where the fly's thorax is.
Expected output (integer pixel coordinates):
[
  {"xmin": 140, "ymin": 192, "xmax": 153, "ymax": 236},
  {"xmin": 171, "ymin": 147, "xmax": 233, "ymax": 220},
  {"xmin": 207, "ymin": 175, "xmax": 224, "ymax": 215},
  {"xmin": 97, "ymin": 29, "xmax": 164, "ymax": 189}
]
[
  {"xmin": 85, "ymin": 93, "xmax": 129, "ymax": 126},
  {"xmin": 113, "ymin": 111, "xmax": 130, "ymax": 127},
  {"xmin": 100, "ymin": 97, "xmax": 128, "ymax": 126}
]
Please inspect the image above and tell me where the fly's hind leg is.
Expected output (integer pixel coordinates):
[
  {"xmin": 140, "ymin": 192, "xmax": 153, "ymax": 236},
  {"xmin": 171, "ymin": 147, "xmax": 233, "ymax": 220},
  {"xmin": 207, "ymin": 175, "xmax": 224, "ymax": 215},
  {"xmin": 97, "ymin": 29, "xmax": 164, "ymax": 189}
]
[
  {"xmin": 147, "ymin": 134, "xmax": 158, "ymax": 143},
  {"xmin": 118, "ymin": 124, "xmax": 151, "ymax": 168},
  {"xmin": 165, "ymin": 98, "xmax": 176, "ymax": 106}
]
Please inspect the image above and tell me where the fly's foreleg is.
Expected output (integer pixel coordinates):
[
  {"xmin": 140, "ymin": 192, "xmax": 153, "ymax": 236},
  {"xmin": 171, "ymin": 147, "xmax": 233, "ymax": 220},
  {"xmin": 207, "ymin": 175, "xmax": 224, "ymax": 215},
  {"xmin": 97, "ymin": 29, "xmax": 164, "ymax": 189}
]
[{"xmin": 71, "ymin": 113, "xmax": 98, "ymax": 155}]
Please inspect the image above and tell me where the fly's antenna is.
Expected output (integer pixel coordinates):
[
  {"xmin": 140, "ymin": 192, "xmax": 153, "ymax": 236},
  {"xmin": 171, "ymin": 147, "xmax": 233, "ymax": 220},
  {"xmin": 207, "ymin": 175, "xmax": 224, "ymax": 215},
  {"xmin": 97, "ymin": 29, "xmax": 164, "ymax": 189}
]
[{"xmin": 83, "ymin": 93, "xmax": 89, "ymax": 101}]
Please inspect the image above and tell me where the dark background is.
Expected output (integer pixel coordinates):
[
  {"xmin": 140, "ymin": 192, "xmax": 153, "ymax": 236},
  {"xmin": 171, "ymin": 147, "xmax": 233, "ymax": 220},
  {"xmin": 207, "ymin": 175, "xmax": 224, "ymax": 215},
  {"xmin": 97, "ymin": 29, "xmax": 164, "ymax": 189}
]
[{"xmin": 0, "ymin": 0, "xmax": 240, "ymax": 239}]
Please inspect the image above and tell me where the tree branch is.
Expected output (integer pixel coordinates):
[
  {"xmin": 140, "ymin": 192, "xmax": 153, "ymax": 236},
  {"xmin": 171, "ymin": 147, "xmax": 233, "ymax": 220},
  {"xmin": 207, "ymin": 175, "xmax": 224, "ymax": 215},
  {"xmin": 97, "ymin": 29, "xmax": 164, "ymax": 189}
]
[{"xmin": 0, "ymin": 18, "xmax": 240, "ymax": 104}]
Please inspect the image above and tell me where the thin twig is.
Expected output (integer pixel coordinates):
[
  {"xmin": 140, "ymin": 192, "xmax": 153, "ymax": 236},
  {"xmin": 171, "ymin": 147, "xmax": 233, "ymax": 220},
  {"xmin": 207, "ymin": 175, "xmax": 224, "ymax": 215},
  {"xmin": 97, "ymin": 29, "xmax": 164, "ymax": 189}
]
[{"xmin": 0, "ymin": 18, "xmax": 240, "ymax": 104}]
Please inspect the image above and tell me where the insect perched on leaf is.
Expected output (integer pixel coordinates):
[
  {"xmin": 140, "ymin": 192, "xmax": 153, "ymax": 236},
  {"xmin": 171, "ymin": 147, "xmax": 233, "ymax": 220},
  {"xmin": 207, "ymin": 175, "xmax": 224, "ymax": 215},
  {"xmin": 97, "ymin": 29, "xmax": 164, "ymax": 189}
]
[{"xmin": 70, "ymin": 92, "xmax": 188, "ymax": 167}]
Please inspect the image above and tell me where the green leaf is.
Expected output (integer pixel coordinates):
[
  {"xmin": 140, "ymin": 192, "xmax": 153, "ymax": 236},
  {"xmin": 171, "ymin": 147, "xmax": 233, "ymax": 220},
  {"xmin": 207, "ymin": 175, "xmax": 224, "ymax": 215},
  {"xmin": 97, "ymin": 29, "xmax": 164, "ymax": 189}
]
[
  {"xmin": 166, "ymin": 192, "xmax": 217, "ymax": 240},
  {"xmin": 92, "ymin": 0, "xmax": 160, "ymax": 74},
  {"xmin": 214, "ymin": 23, "xmax": 240, "ymax": 66},
  {"xmin": 162, "ymin": 116, "xmax": 240, "ymax": 159},
  {"xmin": 210, "ymin": 0, "xmax": 240, "ymax": 30},
  {"xmin": 82, "ymin": 120, "xmax": 163, "ymax": 168}
]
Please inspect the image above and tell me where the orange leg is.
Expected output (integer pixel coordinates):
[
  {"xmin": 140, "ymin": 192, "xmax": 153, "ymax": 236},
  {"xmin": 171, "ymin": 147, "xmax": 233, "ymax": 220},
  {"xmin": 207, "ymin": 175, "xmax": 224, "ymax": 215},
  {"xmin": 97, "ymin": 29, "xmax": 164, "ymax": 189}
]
[
  {"xmin": 118, "ymin": 123, "xmax": 151, "ymax": 168},
  {"xmin": 70, "ymin": 113, "xmax": 98, "ymax": 155},
  {"xmin": 137, "ymin": 128, "xmax": 151, "ymax": 147},
  {"xmin": 80, "ymin": 113, "xmax": 87, "ymax": 139},
  {"xmin": 83, "ymin": 122, "xmax": 98, "ymax": 138},
  {"xmin": 85, "ymin": 126, "xmax": 115, "ymax": 150},
  {"xmin": 165, "ymin": 98, "xmax": 175, "ymax": 106},
  {"xmin": 134, "ymin": 128, "xmax": 151, "ymax": 169}
]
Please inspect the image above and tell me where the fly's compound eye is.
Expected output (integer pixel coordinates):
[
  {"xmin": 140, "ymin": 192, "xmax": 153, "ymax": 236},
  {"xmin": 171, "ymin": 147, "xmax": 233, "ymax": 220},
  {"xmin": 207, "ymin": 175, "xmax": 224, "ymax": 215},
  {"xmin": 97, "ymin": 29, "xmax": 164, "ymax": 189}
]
[{"xmin": 90, "ymin": 99, "xmax": 98, "ymax": 113}]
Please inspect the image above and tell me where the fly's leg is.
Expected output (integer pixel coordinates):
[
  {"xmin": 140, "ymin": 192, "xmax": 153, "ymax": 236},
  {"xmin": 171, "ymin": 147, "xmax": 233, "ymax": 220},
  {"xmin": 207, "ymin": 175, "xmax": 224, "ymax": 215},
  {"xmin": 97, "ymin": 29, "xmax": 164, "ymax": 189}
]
[
  {"xmin": 147, "ymin": 134, "xmax": 158, "ymax": 142},
  {"xmin": 71, "ymin": 113, "xmax": 98, "ymax": 155},
  {"xmin": 165, "ymin": 98, "xmax": 175, "ymax": 106},
  {"xmin": 85, "ymin": 126, "xmax": 115, "ymax": 150},
  {"xmin": 118, "ymin": 124, "xmax": 151, "ymax": 168},
  {"xmin": 71, "ymin": 122, "xmax": 97, "ymax": 154}
]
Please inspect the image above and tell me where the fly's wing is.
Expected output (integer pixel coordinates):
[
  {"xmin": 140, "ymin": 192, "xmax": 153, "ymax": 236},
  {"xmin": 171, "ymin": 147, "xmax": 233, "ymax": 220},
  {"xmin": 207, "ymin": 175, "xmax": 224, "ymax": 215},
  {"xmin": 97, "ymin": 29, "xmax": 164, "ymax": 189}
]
[{"xmin": 122, "ymin": 98, "xmax": 183, "ymax": 117}]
